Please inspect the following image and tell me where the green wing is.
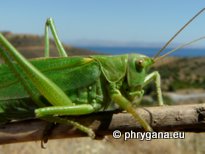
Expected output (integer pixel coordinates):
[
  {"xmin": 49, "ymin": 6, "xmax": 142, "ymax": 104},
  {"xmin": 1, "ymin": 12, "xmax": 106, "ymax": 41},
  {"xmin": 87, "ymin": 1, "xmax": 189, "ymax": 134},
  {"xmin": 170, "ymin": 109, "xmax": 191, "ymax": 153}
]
[{"xmin": 0, "ymin": 57, "xmax": 101, "ymax": 100}]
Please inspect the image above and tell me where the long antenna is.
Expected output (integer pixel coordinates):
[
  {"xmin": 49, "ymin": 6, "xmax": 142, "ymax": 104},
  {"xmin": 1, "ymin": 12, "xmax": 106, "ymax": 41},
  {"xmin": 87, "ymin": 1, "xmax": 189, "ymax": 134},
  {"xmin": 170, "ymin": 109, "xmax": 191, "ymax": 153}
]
[
  {"xmin": 154, "ymin": 36, "xmax": 205, "ymax": 62},
  {"xmin": 153, "ymin": 8, "xmax": 205, "ymax": 59}
]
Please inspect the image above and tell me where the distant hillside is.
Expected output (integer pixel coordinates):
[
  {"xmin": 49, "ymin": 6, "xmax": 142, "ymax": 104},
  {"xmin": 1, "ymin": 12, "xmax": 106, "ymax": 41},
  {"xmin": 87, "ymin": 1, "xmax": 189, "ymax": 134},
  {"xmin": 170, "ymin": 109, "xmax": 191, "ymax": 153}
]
[
  {"xmin": 1, "ymin": 31, "xmax": 97, "ymax": 58},
  {"xmin": 152, "ymin": 57, "xmax": 205, "ymax": 92}
]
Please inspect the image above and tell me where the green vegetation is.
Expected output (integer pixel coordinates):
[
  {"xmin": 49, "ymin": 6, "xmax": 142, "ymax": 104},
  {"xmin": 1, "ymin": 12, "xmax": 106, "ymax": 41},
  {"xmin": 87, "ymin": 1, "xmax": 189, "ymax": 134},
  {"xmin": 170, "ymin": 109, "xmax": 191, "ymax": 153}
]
[{"xmin": 151, "ymin": 57, "xmax": 205, "ymax": 92}]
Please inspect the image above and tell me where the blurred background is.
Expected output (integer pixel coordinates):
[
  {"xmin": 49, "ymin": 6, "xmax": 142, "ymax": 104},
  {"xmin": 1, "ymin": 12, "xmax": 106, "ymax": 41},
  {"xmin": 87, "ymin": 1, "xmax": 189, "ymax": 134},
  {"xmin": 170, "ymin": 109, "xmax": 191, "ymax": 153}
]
[{"xmin": 1, "ymin": 1, "xmax": 205, "ymax": 153}]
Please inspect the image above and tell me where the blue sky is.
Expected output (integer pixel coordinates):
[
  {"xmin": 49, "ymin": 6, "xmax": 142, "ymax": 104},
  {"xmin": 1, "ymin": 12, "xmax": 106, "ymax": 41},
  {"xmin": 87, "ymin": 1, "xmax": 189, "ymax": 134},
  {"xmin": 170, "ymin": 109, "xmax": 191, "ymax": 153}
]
[{"xmin": 1, "ymin": 1, "xmax": 205, "ymax": 47}]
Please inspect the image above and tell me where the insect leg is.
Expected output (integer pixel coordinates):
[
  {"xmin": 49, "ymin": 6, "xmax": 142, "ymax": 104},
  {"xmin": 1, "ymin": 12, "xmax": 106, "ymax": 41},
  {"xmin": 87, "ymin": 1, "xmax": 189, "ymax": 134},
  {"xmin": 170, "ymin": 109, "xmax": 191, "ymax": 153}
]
[
  {"xmin": 35, "ymin": 104, "xmax": 98, "ymax": 137},
  {"xmin": 143, "ymin": 71, "xmax": 163, "ymax": 106},
  {"xmin": 0, "ymin": 46, "xmax": 45, "ymax": 107},
  {"xmin": 0, "ymin": 33, "xmax": 72, "ymax": 106},
  {"xmin": 41, "ymin": 122, "xmax": 57, "ymax": 148},
  {"xmin": 44, "ymin": 18, "xmax": 68, "ymax": 57},
  {"xmin": 42, "ymin": 116, "xmax": 95, "ymax": 138},
  {"xmin": 111, "ymin": 89, "xmax": 153, "ymax": 131},
  {"xmin": 35, "ymin": 104, "xmax": 97, "ymax": 117}
]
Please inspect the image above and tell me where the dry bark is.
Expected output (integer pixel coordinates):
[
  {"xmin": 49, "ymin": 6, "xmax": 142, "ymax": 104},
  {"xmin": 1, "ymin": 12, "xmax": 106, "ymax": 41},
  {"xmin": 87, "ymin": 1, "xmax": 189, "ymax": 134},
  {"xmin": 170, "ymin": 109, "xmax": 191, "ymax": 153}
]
[{"xmin": 0, "ymin": 103, "xmax": 205, "ymax": 144}]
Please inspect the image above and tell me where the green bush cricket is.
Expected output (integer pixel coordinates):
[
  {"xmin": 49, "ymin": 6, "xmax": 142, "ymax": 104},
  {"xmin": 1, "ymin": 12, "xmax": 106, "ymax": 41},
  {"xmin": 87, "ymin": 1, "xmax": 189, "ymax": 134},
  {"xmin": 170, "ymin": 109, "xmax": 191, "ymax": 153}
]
[{"xmin": 0, "ymin": 8, "xmax": 205, "ymax": 145}]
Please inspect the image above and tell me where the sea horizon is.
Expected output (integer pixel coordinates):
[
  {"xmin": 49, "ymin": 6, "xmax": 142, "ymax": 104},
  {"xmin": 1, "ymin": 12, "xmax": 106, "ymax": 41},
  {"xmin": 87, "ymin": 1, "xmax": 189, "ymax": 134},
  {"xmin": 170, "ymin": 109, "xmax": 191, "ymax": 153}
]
[{"xmin": 79, "ymin": 46, "xmax": 205, "ymax": 57}]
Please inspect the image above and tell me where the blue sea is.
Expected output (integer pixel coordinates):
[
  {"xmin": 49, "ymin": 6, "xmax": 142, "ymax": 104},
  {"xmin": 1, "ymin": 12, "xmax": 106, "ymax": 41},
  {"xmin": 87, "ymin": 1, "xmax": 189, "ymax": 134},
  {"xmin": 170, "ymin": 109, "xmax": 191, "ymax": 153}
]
[{"xmin": 82, "ymin": 47, "xmax": 205, "ymax": 57}]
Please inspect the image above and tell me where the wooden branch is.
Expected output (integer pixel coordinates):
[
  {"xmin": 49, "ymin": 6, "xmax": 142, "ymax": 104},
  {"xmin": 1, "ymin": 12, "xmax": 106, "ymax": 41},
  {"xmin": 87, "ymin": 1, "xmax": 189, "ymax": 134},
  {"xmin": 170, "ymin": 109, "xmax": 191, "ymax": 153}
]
[{"xmin": 0, "ymin": 103, "xmax": 205, "ymax": 144}]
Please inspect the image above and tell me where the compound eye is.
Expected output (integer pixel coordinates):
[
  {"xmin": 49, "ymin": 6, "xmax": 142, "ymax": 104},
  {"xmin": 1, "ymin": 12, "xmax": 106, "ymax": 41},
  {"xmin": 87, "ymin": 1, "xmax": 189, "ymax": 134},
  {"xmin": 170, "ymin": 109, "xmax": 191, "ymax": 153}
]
[
  {"xmin": 138, "ymin": 59, "xmax": 143, "ymax": 66},
  {"xmin": 135, "ymin": 59, "xmax": 144, "ymax": 71},
  {"xmin": 136, "ymin": 59, "xmax": 144, "ymax": 67}
]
